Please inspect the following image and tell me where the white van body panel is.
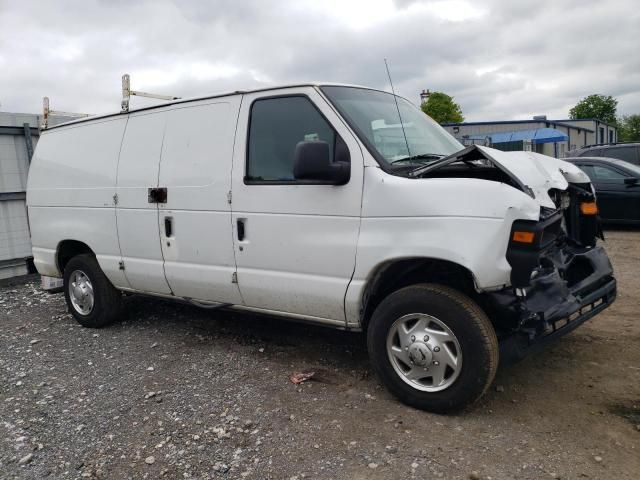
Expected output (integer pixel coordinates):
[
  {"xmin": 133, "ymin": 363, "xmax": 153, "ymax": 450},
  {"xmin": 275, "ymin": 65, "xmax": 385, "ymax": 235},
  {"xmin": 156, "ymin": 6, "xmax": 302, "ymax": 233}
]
[
  {"xmin": 478, "ymin": 147, "xmax": 590, "ymax": 188},
  {"xmin": 475, "ymin": 147, "xmax": 572, "ymax": 208},
  {"xmin": 158, "ymin": 99, "xmax": 243, "ymax": 304},
  {"xmin": 116, "ymin": 110, "xmax": 169, "ymax": 293},
  {"xmin": 27, "ymin": 117, "xmax": 126, "ymax": 208},
  {"xmin": 230, "ymin": 87, "xmax": 363, "ymax": 321},
  {"xmin": 27, "ymin": 117, "xmax": 128, "ymax": 286}
]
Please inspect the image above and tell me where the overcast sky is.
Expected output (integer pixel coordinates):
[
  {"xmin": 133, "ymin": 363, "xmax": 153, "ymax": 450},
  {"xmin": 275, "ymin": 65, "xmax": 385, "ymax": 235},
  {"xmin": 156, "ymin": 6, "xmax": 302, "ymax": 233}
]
[{"xmin": 1, "ymin": 0, "xmax": 638, "ymax": 121}]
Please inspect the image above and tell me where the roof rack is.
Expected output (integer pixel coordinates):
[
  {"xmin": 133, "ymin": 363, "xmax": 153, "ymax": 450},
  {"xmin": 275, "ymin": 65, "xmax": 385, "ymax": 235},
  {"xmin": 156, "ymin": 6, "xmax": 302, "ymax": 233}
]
[
  {"xmin": 41, "ymin": 97, "xmax": 89, "ymax": 129},
  {"xmin": 121, "ymin": 74, "xmax": 181, "ymax": 113}
]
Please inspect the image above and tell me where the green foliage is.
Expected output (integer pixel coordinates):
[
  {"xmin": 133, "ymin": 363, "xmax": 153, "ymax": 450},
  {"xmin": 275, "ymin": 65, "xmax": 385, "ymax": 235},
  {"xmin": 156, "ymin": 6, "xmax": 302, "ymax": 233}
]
[
  {"xmin": 569, "ymin": 94, "xmax": 618, "ymax": 124},
  {"xmin": 420, "ymin": 92, "xmax": 464, "ymax": 124},
  {"xmin": 617, "ymin": 114, "xmax": 640, "ymax": 142}
]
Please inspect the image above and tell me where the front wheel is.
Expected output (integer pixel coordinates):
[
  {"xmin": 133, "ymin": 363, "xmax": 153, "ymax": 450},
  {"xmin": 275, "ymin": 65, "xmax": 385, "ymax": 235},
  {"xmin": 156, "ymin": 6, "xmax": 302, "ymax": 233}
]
[
  {"xmin": 367, "ymin": 284, "xmax": 499, "ymax": 413},
  {"xmin": 63, "ymin": 254, "xmax": 123, "ymax": 328}
]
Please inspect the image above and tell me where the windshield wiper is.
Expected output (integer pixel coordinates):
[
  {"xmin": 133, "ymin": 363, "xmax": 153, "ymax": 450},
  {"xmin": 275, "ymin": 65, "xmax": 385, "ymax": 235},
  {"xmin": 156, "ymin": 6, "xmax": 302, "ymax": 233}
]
[
  {"xmin": 390, "ymin": 153, "xmax": 445, "ymax": 165},
  {"xmin": 408, "ymin": 146, "xmax": 478, "ymax": 177}
]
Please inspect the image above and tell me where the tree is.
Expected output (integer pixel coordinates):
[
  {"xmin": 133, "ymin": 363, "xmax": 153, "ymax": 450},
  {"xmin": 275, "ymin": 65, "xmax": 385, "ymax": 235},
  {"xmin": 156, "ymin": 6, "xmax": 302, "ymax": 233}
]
[
  {"xmin": 617, "ymin": 114, "xmax": 640, "ymax": 142},
  {"xmin": 421, "ymin": 92, "xmax": 464, "ymax": 124},
  {"xmin": 569, "ymin": 94, "xmax": 618, "ymax": 124}
]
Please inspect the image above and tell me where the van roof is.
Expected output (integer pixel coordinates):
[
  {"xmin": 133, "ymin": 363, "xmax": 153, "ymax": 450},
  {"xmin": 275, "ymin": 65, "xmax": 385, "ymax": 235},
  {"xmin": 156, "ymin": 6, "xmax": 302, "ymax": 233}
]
[{"xmin": 43, "ymin": 82, "xmax": 392, "ymax": 131}]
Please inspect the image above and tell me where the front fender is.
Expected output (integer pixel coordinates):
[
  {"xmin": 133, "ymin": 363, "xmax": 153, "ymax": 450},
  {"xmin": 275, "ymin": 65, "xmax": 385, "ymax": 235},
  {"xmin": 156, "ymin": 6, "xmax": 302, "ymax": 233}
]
[
  {"xmin": 344, "ymin": 214, "xmax": 532, "ymax": 327},
  {"xmin": 344, "ymin": 167, "xmax": 544, "ymax": 327}
]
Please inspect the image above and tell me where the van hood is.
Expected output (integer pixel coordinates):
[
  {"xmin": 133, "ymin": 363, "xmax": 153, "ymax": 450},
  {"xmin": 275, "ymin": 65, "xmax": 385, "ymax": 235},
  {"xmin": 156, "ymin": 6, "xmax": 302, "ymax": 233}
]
[{"xmin": 409, "ymin": 145, "xmax": 591, "ymax": 209}]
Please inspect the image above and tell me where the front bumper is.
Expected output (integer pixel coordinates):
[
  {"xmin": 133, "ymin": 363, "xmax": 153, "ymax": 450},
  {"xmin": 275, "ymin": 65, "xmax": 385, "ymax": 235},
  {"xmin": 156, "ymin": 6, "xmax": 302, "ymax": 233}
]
[{"xmin": 487, "ymin": 245, "xmax": 616, "ymax": 362}]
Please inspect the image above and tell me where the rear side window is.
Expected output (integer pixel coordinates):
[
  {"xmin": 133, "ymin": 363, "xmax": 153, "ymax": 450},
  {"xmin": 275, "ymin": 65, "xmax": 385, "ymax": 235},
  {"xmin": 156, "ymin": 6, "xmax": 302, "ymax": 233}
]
[
  {"xmin": 603, "ymin": 146, "xmax": 637, "ymax": 164},
  {"xmin": 247, "ymin": 96, "xmax": 336, "ymax": 182}
]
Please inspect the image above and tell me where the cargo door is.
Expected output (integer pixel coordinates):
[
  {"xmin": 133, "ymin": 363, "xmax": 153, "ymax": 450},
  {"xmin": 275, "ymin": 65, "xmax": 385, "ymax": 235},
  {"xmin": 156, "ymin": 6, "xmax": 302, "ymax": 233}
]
[
  {"xmin": 157, "ymin": 98, "xmax": 243, "ymax": 304},
  {"xmin": 115, "ymin": 110, "xmax": 172, "ymax": 294}
]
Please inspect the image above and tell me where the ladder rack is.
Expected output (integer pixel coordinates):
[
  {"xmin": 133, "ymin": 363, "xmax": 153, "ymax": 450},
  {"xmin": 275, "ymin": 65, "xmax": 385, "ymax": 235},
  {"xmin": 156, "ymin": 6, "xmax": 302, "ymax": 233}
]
[
  {"xmin": 121, "ymin": 74, "xmax": 181, "ymax": 112},
  {"xmin": 41, "ymin": 74, "xmax": 181, "ymax": 128},
  {"xmin": 41, "ymin": 97, "xmax": 89, "ymax": 129}
]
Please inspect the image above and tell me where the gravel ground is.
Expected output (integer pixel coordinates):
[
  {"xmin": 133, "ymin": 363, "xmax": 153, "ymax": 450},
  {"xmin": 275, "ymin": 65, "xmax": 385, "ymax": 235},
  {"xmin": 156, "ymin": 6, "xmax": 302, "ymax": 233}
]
[{"xmin": 1, "ymin": 230, "xmax": 639, "ymax": 480}]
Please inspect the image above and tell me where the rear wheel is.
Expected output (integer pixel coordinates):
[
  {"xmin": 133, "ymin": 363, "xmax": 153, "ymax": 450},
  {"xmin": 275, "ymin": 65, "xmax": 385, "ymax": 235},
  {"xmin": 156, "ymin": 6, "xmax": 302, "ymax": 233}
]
[
  {"xmin": 367, "ymin": 283, "xmax": 498, "ymax": 413},
  {"xmin": 63, "ymin": 254, "xmax": 123, "ymax": 328}
]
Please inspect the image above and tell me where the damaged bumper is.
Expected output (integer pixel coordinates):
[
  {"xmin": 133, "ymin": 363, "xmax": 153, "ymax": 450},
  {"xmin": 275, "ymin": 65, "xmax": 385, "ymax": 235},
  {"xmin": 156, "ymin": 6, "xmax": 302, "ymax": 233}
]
[{"xmin": 488, "ymin": 244, "xmax": 616, "ymax": 362}]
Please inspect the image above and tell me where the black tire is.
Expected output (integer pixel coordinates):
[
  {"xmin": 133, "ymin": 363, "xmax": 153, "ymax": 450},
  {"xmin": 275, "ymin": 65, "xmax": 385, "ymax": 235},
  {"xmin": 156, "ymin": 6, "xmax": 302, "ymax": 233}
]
[
  {"xmin": 63, "ymin": 254, "xmax": 124, "ymax": 328},
  {"xmin": 367, "ymin": 283, "xmax": 499, "ymax": 413}
]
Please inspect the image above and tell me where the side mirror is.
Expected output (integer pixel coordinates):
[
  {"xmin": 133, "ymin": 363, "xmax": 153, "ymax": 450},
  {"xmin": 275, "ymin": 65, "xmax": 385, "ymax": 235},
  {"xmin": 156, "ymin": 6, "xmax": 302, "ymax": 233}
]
[
  {"xmin": 293, "ymin": 141, "xmax": 350, "ymax": 185},
  {"xmin": 624, "ymin": 177, "xmax": 638, "ymax": 186}
]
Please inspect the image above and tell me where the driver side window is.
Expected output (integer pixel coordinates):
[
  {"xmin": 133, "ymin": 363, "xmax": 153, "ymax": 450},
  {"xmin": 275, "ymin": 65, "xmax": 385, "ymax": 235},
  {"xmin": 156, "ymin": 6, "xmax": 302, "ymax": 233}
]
[{"xmin": 246, "ymin": 96, "xmax": 339, "ymax": 182}]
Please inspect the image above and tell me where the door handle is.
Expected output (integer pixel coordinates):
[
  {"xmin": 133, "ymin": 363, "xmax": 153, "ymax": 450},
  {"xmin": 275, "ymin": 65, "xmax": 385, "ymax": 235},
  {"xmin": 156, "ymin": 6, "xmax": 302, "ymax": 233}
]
[
  {"xmin": 237, "ymin": 219, "xmax": 246, "ymax": 241},
  {"xmin": 148, "ymin": 187, "xmax": 168, "ymax": 204},
  {"xmin": 164, "ymin": 216, "xmax": 173, "ymax": 237}
]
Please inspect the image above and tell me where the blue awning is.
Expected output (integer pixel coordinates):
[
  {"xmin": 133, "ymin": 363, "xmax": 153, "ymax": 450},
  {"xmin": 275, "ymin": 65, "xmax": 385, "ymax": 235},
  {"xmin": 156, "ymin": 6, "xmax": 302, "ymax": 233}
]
[{"xmin": 488, "ymin": 127, "xmax": 568, "ymax": 145}]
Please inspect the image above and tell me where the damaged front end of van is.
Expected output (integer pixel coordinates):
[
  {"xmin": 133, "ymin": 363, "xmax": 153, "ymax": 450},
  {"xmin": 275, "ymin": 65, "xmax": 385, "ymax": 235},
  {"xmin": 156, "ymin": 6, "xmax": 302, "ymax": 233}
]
[
  {"xmin": 413, "ymin": 146, "xmax": 617, "ymax": 362},
  {"xmin": 491, "ymin": 199, "xmax": 616, "ymax": 362}
]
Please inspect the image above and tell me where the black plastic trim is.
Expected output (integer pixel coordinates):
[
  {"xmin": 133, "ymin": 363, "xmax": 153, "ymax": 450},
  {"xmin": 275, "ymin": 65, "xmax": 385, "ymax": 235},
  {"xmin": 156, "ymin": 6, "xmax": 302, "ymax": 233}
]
[
  {"xmin": 499, "ymin": 276, "xmax": 616, "ymax": 364},
  {"xmin": 506, "ymin": 211, "xmax": 564, "ymax": 288}
]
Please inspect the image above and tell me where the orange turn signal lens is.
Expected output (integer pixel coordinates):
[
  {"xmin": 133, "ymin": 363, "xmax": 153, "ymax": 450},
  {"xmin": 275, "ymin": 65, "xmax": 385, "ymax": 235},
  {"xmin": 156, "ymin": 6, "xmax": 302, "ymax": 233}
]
[
  {"xmin": 512, "ymin": 231, "xmax": 536, "ymax": 244},
  {"xmin": 580, "ymin": 201, "xmax": 598, "ymax": 215}
]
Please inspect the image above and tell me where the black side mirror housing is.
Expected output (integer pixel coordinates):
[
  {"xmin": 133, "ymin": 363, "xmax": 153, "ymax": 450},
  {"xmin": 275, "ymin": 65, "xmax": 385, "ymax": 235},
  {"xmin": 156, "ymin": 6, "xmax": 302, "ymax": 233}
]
[
  {"xmin": 293, "ymin": 141, "xmax": 350, "ymax": 185},
  {"xmin": 624, "ymin": 177, "xmax": 638, "ymax": 186}
]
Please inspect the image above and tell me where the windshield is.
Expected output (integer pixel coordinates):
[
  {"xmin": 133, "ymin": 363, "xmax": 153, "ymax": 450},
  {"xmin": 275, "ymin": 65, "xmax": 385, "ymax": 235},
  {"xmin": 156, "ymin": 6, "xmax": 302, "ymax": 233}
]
[{"xmin": 321, "ymin": 86, "xmax": 463, "ymax": 168}]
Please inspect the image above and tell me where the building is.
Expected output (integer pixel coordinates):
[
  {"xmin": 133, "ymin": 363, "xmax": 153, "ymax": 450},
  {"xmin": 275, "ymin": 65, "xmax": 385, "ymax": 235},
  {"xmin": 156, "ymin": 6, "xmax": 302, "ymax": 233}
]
[
  {"xmin": 0, "ymin": 111, "xmax": 72, "ymax": 279},
  {"xmin": 0, "ymin": 112, "xmax": 39, "ymax": 279},
  {"xmin": 442, "ymin": 117, "xmax": 618, "ymax": 158}
]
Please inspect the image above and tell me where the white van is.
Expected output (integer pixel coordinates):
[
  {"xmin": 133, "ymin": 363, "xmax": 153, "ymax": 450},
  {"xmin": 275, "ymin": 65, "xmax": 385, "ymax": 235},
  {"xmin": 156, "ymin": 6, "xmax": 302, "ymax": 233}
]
[{"xmin": 27, "ymin": 84, "xmax": 616, "ymax": 412}]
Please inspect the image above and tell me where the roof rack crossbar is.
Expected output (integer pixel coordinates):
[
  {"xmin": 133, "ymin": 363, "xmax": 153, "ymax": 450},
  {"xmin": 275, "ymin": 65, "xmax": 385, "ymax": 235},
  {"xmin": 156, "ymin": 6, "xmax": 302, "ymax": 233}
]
[
  {"xmin": 42, "ymin": 97, "xmax": 90, "ymax": 129},
  {"xmin": 121, "ymin": 74, "xmax": 181, "ymax": 113}
]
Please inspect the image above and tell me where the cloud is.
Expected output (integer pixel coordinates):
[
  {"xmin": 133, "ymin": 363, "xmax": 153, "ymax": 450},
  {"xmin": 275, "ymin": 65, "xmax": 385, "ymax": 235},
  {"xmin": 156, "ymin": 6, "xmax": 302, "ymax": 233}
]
[{"xmin": 0, "ymin": 0, "xmax": 638, "ymax": 120}]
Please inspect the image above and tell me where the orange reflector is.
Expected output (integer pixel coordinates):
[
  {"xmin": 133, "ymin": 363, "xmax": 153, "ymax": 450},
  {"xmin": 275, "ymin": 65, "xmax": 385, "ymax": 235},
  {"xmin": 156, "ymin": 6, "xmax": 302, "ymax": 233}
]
[
  {"xmin": 512, "ymin": 231, "xmax": 535, "ymax": 244},
  {"xmin": 580, "ymin": 201, "xmax": 598, "ymax": 215}
]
